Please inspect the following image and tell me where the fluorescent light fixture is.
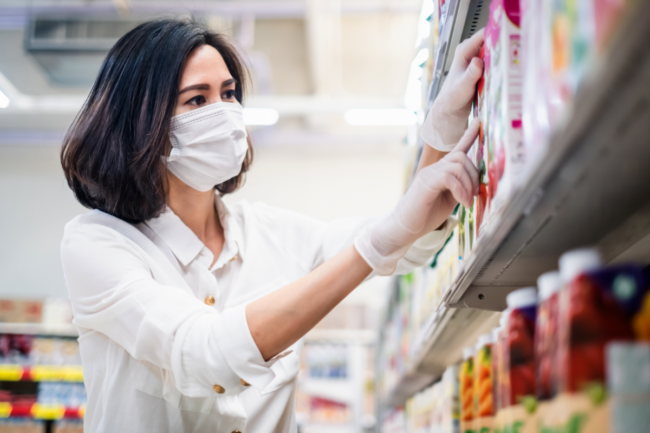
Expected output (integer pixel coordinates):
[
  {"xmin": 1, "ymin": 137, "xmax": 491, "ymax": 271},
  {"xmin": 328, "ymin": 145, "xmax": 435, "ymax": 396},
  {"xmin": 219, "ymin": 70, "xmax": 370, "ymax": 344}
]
[
  {"xmin": 243, "ymin": 108, "xmax": 279, "ymax": 125},
  {"xmin": 0, "ymin": 89, "xmax": 9, "ymax": 108},
  {"xmin": 344, "ymin": 109, "xmax": 417, "ymax": 126}
]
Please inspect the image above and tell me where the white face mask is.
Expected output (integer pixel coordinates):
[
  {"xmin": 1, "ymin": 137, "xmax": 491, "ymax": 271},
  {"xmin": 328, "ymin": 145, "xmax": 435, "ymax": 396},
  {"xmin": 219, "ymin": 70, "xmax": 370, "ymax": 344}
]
[{"xmin": 166, "ymin": 102, "xmax": 248, "ymax": 192}]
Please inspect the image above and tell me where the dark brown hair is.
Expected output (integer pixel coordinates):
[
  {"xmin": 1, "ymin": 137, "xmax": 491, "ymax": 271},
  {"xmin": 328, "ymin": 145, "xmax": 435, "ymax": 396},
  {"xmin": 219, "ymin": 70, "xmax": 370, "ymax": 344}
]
[{"xmin": 61, "ymin": 19, "xmax": 253, "ymax": 223}]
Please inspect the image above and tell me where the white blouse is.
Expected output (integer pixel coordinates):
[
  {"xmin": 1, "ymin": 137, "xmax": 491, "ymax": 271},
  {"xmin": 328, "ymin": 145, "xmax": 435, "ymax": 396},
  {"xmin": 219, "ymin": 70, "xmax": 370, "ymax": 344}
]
[{"xmin": 60, "ymin": 195, "xmax": 454, "ymax": 433}]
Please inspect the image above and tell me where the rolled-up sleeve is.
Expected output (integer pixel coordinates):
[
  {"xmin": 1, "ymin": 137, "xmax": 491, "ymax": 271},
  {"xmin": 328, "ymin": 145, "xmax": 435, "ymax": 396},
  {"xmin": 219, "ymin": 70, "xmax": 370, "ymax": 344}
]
[{"xmin": 61, "ymin": 222, "xmax": 274, "ymax": 398}]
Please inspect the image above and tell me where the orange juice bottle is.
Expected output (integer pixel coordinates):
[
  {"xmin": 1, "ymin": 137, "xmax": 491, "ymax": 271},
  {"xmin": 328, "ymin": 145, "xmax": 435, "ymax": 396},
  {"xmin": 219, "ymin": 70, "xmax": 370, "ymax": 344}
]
[
  {"xmin": 460, "ymin": 347, "xmax": 476, "ymax": 433},
  {"xmin": 474, "ymin": 334, "xmax": 495, "ymax": 432}
]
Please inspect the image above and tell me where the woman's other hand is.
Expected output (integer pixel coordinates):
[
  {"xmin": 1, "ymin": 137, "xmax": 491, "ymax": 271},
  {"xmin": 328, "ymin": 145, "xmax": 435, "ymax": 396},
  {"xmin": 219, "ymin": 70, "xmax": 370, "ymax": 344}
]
[
  {"xmin": 355, "ymin": 120, "xmax": 480, "ymax": 275},
  {"xmin": 421, "ymin": 29, "xmax": 485, "ymax": 152}
]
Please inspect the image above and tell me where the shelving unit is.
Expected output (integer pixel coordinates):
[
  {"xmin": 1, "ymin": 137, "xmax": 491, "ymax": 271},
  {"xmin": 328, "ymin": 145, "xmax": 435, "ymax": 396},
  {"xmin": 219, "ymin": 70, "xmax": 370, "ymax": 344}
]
[
  {"xmin": 0, "ymin": 403, "xmax": 83, "ymax": 420},
  {"xmin": 0, "ymin": 324, "xmax": 77, "ymax": 338},
  {"xmin": 427, "ymin": 0, "xmax": 491, "ymax": 107},
  {"xmin": 0, "ymin": 366, "xmax": 83, "ymax": 383},
  {"xmin": 380, "ymin": 0, "xmax": 650, "ymax": 409}
]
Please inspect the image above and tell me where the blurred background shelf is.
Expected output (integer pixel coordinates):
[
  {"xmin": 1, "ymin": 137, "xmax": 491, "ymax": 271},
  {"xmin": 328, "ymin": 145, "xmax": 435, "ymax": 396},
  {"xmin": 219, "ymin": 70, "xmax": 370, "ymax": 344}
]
[
  {"xmin": 0, "ymin": 403, "xmax": 83, "ymax": 420},
  {"xmin": 0, "ymin": 366, "xmax": 82, "ymax": 383},
  {"xmin": 0, "ymin": 324, "xmax": 77, "ymax": 338}
]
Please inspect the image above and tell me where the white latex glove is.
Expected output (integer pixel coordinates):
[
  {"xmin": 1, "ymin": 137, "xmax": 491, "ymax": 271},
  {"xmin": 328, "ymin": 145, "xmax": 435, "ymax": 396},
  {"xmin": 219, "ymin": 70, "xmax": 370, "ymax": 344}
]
[
  {"xmin": 421, "ymin": 29, "xmax": 485, "ymax": 152},
  {"xmin": 355, "ymin": 119, "xmax": 480, "ymax": 275}
]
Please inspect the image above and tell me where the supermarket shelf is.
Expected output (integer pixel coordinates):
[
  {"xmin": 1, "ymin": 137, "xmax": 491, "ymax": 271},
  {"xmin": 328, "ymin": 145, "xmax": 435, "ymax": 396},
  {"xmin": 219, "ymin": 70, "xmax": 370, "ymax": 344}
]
[
  {"xmin": 0, "ymin": 402, "xmax": 84, "ymax": 420},
  {"xmin": 427, "ymin": 0, "xmax": 491, "ymax": 105},
  {"xmin": 444, "ymin": 0, "xmax": 650, "ymax": 311},
  {"xmin": 0, "ymin": 323, "xmax": 77, "ymax": 337},
  {"xmin": 387, "ymin": 0, "xmax": 650, "ymax": 406},
  {"xmin": 299, "ymin": 378, "xmax": 355, "ymax": 404},
  {"xmin": 0, "ymin": 365, "xmax": 83, "ymax": 383}
]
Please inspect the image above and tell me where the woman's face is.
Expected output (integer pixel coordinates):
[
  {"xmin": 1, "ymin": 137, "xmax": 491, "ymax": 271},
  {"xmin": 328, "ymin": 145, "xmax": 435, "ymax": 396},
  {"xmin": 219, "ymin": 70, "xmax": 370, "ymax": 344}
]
[{"xmin": 174, "ymin": 45, "xmax": 238, "ymax": 116}]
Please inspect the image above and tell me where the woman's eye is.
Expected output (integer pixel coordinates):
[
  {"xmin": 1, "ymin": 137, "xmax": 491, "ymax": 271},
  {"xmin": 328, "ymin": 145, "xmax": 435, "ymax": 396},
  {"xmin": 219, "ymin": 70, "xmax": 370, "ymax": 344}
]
[
  {"xmin": 186, "ymin": 95, "xmax": 206, "ymax": 106},
  {"xmin": 223, "ymin": 90, "xmax": 236, "ymax": 100}
]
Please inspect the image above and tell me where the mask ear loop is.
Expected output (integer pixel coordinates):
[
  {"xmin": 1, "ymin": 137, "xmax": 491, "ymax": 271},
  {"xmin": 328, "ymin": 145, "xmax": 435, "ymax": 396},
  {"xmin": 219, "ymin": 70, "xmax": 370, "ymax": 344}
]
[{"xmin": 168, "ymin": 134, "xmax": 181, "ymax": 162}]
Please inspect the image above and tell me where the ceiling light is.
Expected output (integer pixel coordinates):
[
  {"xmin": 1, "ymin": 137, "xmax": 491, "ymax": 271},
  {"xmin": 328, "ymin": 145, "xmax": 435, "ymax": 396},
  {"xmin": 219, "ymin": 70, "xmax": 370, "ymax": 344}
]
[
  {"xmin": 243, "ymin": 108, "xmax": 279, "ymax": 125},
  {"xmin": 344, "ymin": 109, "xmax": 417, "ymax": 126},
  {"xmin": 0, "ymin": 90, "xmax": 9, "ymax": 108}
]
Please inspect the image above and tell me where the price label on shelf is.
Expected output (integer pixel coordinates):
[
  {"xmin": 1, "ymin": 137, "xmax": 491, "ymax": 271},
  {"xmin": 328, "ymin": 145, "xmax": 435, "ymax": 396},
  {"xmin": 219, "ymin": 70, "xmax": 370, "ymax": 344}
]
[
  {"xmin": 62, "ymin": 366, "xmax": 84, "ymax": 382},
  {"xmin": 0, "ymin": 403, "xmax": 12, "ymax": 418},
  {"xmin": 0, "ymin": 365, "xmax": 23, "ymax": 381},
  {"xmin": 31, "ymin": 403, "xmax": 65, "ymax": 420},
  {"xmin": 31, "ymin": 366, "xmax": 64, "ymax": 382}
]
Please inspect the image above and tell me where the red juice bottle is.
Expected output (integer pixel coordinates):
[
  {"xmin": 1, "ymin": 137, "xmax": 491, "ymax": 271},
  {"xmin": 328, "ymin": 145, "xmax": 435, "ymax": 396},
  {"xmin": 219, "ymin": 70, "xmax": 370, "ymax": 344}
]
[
  {"xmin": 501, "ymin": 288, "xmax": 537, "ymax": 430},
  {"xmin": 535, "ymin": 271, "xmax": 562, "ymax": 401}
]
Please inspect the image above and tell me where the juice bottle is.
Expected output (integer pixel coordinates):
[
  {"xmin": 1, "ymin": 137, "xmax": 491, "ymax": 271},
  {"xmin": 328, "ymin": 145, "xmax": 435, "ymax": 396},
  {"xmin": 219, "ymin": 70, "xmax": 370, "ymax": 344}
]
[
  {"xmin": 549, "ymin": 248, "xmax": 650, "ymax": 432},
  {"xmin": 493, "ymin": 312, "xmax": 510, "ymax": 432},
  {"xmin": 460, "ymin": 347, "xmax": 476, "ymax": 433},
  {"xmin": 499, "ymin": 288, "xmax": 537, "ymax": 431},
  {"xmin": 474, "ymin": 333, "xmax": 495, "ymax": 432},
  {"xmin": 534, "ymin": 271, "xmax": 562, "ymax": 430},
  {"xmin": 490, "ymin": 326, "xmax": 501, "ymax": 419}
]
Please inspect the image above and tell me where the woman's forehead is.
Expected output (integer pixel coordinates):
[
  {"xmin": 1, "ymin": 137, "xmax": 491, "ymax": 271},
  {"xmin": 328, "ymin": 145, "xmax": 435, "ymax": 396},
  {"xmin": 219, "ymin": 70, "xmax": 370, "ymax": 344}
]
[{"xmin": 180, "ymin": 45, "xmax": 232, "ymax": 86}]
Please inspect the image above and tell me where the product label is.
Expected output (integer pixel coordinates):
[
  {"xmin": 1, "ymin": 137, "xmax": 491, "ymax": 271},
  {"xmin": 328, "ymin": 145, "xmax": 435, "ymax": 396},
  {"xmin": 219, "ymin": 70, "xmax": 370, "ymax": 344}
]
[
  {"xmin": 494, "ymin": 405, "xmax": 529, "ymax": 433},
  {"xmin": 0, "ymin": 364, "xmax": 23, "ymax": 381},
  {"xmin": 539, "ymin": 393, "xmax": 608, "ymax": 433}
]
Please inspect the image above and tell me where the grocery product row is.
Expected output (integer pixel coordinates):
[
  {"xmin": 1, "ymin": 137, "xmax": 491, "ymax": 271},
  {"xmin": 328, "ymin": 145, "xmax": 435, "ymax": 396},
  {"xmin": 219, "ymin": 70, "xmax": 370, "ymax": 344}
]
[
  {"xmin": 0, "ymin": 380, "xmax": 86, "ymax": 418},
  {"xmin": 296, "ymin": 342, "xmax": 375, "ymax": 432},
  {"xmin": 0, "ymin": 336, "xmax": 81, "ymax": 369},
  {"xmin": 381, "ymin": 248, "xmax": 650, "ymax": 432}
]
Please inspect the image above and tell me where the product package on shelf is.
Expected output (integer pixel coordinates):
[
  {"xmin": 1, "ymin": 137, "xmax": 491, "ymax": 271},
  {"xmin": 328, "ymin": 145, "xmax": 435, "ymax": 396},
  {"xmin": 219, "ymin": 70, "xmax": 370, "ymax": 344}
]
[
  {"xmin": 520, "ymin": 0, "xmax": 629, "ymax": 168},
  {"xmin": 533, "ymin": 271, "xmax": 563, "ymax": 428},
  {"xmin": 404, "ymin": 364, "xmax": 460, "ymax": 433},
  {"xmin": 467, "ymin": 0, "xmax": 524, "ymax": 243},
  {"xmin": 540, "ymin": 248, "xmax": 650, "ymax": 432},
  {"xmin": 494, "ymin": 287, "xmax": 537, "ymax": 432},
  {"xmin": 459, "ymin": 347, "xmax": 475, "ymax": 433},
  {"xmin": 474, "ymin": 334, "xmax": 496, "ymax": 432},
  {"xmin": 0, "ymin": 300, "xmax": 42, "ymax": 324},
  {"xmin": 0, "ymin": 335, "xmax": 81, "ymax": 367}
]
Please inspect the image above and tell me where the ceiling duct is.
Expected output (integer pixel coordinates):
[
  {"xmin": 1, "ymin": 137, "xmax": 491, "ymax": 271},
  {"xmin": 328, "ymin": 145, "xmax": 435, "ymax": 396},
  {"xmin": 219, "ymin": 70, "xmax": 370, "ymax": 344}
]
[{"xmin": 25, "ymin": 17, "xmax": 145, "ymax": 86}]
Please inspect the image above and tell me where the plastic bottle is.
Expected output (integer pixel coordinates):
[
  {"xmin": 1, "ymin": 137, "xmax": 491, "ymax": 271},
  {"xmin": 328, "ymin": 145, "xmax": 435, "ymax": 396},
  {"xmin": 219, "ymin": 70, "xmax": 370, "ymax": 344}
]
[
  {"xmin": 474, "ymin": 333, "xmax": 495, "ymax": 431},
  {"xmin": 459, "ymin": 346, "xmax": 476, "ymax": 433},
  {"xmin": 496, "ymin": 288, "xmax": 537, "ymax": 430},
  {"xmin": 548, "ymin": 247, "xmax": 650, "ymax": 432}
]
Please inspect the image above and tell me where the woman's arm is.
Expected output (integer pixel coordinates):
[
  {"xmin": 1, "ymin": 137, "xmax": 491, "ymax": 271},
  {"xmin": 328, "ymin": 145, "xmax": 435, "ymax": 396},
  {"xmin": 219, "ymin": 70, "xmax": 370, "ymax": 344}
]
[
  {"xmin": 247, "ymin": 246, "xmax": 370, "ymax": 360},
  {"xmin": 248, "ymin": 120, "xmax": 480, "ymax": 361}
]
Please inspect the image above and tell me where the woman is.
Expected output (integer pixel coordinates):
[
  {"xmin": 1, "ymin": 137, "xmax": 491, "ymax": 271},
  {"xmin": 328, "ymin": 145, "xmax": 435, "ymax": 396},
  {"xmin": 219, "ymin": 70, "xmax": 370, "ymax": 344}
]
[{"xmin": 60, "ymin": 19, "xmax": 483, "ymax": 432}]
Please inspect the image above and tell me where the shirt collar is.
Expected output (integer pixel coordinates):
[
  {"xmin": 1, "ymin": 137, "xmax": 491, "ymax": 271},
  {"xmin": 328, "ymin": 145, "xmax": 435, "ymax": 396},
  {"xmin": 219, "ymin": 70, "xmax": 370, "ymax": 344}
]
[
  {"xmin": 145, "ymin": 194, "xmax": 245, "ymax": 267},
  {"xmin": 214, "ymin": 194, "xmax": 246, "ymax": 260}
]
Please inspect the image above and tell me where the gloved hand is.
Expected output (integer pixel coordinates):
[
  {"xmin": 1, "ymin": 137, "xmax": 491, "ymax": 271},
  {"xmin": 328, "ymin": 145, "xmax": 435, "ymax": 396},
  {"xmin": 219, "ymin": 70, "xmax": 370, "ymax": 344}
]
[
  {"xmin": 355, "ymin": 119, "xmax": 480, "ymax": 275},
  {"xmin": 421, "ymin": 29, "xmax": 485, "ymax": 152}
]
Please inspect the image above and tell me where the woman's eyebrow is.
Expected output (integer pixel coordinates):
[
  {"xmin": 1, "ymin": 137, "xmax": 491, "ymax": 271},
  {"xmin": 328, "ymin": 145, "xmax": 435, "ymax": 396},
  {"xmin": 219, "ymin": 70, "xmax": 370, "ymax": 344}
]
[
  {"xmin": 221, "ymin": 78, "xmax": 237, "ymax": 89},
  {"xmin": 179, "ymin": 84, "xmax": 210, "ymax": 94}
]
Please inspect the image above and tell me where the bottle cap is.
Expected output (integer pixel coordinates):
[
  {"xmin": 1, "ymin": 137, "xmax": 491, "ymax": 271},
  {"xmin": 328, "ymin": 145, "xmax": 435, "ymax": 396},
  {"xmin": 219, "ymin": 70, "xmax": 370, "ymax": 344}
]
[
  {"xmin": 463, "ymin": 346, "xmax": 475, "ymax": 360},
  {"xmin": 477, "ymin": 333, "xmax": 494, "ymax": 348},
  {"xmin": 537, "ymin": 271, "xmax": 562, "ymax": 301},
  {"xmin": 559, "ymin": 248, "xmax": 602, "ymax": 283},
  {"xmin": 506, "ymin": 287, "xmax": 538, "ymax": 309}
]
